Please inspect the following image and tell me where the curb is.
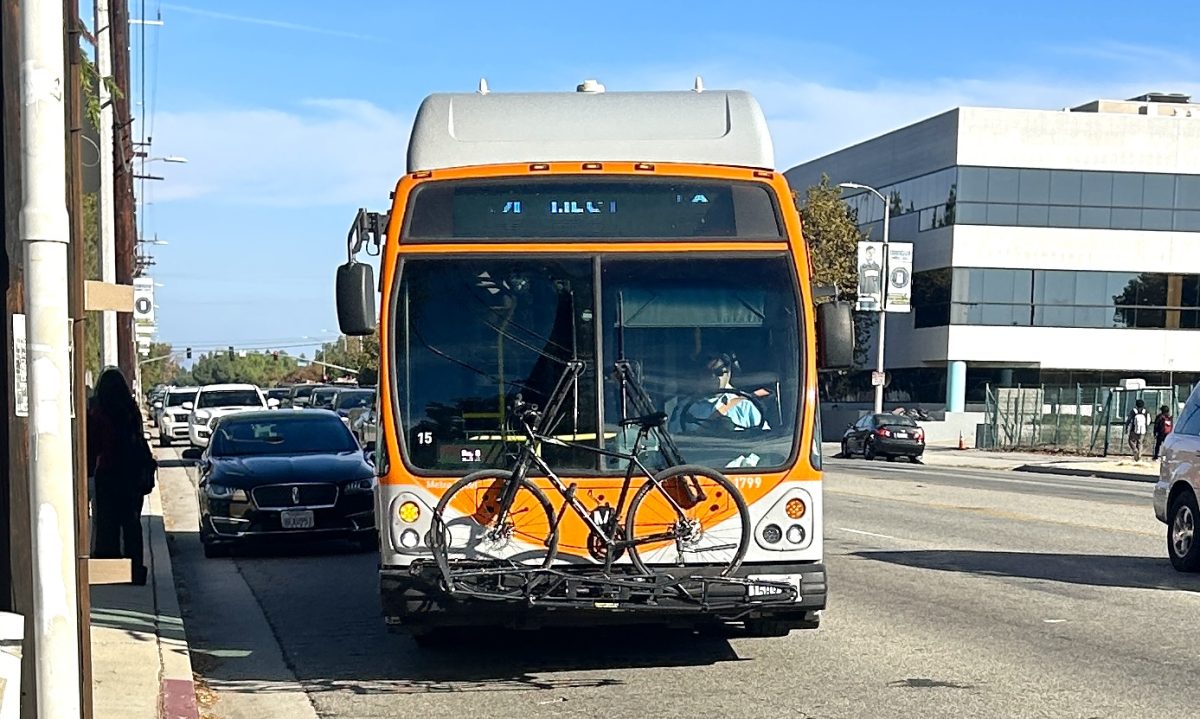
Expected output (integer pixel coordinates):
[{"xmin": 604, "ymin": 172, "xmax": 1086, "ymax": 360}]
[
  {"xmin": 1013, "ymin": 464, "xmax": 1159, "ymax": 484},
  {"xmin": 146, "ymin": 484, "xmax": 199, "ymax": 719}
]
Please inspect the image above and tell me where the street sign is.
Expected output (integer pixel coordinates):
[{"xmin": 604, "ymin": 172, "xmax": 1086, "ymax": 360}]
[
  {"xmin": 871, "ymin": 370, "xmax": 886, "ymax": 387},
  {"xmin": 856, "ymin": 242, "xmax": 884, "ymax": 312},
  {"xmin": 886, "ymin": 243, "xmax": 913, "ymax": 313}
]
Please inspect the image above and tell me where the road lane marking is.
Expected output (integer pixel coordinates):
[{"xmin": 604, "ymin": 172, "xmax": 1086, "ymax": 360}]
[{"xmin": 836, "ymin": 527, "xmax": 899, "ymax": 540}]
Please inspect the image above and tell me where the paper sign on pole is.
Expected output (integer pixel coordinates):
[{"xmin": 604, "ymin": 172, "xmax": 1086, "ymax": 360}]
[
  {"xmin": 886, "ymin": 243, "xmax": 913, "ymax": 313},
  {"xmin": 856, "ymin": 242, "xmax": 884, "ymax": 312},
  {"xmin": 132, "ymin": 277, "xmax": 155, "ymax": 325}
]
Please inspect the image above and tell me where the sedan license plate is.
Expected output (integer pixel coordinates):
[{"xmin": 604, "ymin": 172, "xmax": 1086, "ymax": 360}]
[
  {"xmin": 894, "ymin": 431, "xmax": 908, "ymax": 438},
  {"xmin": 747, "ymin": 574, "xmax": 802, "ymax": 600},
  {"xmin": 280, "ymin": 509, "xmax": 314, "ymax": 530}
]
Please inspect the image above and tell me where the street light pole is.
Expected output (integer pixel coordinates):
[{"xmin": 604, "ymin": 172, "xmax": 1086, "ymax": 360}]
[{"xmin": 840, "ymin": 182, "xmax": 892, "ymax": 414}]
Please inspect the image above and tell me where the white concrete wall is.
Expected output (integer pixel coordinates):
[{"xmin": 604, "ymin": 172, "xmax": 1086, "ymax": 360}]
[
  {"xmin": 946, "ymin": 324, "xmax": 1200, "ymax": 371},
  {"xmin": 957, "ymin": 106, "xmax": 1200, "ymax": 174},
  {"xmin": 953, "ymin": 225, "xmax": 1200, "ymax": 274}
]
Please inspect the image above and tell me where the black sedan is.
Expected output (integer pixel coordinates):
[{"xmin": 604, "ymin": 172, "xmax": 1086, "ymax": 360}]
[
  {"xmin": 184, "ymin": 410, "xmax": 377, "ymax": 557},
  {"xmin": 840, "ymin": 413, "xmax": 925, "ymax": 462}
]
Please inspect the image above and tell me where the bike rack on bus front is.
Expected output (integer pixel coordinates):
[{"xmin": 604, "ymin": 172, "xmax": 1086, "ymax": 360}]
[{"xmin": 415, "ymin": 557, "xmax": 800, "ymax": 619}]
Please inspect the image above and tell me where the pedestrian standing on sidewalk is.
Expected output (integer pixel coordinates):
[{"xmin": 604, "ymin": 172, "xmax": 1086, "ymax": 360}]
[
  {"xmin": 88, "ymin": 367, "xmax": 156, "ymax": 585},
  {"xmin": 1153, "ymin": 404, "xmax": 1173, "ymax": 461},
  {"xmin": 1126, "ymin": 398, "xmax": 1150, "ymax": 462}
]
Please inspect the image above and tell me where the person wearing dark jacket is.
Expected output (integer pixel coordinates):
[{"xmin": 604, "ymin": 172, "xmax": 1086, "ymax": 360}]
[
  {"xmin": 88, "ymin": 367, "xmax": 149, "ymax": 585},
  {"xmin": 1153, "ymin": 405, "xmax": 1173, "ymax": 461}
]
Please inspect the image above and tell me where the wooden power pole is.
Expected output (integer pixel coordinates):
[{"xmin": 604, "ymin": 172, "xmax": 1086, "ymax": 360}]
[{"xmin": 109, "ymin": 0, "xmax": 136, "ymax": 383}]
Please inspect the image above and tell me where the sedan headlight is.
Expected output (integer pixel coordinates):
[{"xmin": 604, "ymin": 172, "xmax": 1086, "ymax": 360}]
[
  {"xmin": 343, "ymin": 477, "xmax": 376, "ymax": 494},
  {"xmin": 205, "ymin": 484, "xmax": 247, "ymax": 501}
]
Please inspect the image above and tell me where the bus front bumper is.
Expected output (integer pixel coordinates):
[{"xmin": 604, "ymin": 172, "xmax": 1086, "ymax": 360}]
[{"xmin": 380, "ymin": 561, "xmax": 826, "ymax": 630}]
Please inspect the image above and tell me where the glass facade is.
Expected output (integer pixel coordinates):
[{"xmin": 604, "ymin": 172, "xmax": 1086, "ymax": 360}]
[
  {"xmin": 913, "ymin": 268, "xmax": 1200, "ymax": 329},
  {"xmin": 840, "ymin": 166, "xmax": 1200, "ymax": 233}
]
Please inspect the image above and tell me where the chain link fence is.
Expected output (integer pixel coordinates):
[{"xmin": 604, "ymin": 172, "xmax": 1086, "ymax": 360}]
[{"xmin": 981, "ymin": 383, "xmax": 1184, "ymax": 456}]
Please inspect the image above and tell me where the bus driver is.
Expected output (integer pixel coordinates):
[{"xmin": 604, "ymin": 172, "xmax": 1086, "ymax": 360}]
[{"xmin": 671, "ymin": 353, "xmax": 770, "ymax": 433}]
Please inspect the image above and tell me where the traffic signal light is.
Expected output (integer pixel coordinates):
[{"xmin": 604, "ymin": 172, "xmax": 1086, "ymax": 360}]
[
  {"xmin": 185, "ymin": 347, "xmax": 192, "ymax": 359},
  {"xmin": 228, "ymin": 345, "xmax": 235, "ymax": 358},
  {"xmin": 272, "ymin": 350, "xmax": 280, "ymax": 361}
]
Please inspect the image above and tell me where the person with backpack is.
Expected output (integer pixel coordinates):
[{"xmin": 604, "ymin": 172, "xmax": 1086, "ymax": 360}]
[
  {"xmin": 1126, "ymin": 399, "xmax": 1150, "ymax": 462},
  {"xmin": 88, "ymin": 367, "xmax": 157, "ymax": 585},
  {"xmin": 1153, "ymin": 404, "xmax": 1174, "ymax": 461}
]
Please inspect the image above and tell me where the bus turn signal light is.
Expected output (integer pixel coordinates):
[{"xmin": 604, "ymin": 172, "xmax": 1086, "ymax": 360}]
[
  {"xmin": 785, "ymin": 498, "xmax": 806, "ymax": 519},
  {"xmin": 398, "ymin": 501, "xmax": 421, "ymax": 524}
]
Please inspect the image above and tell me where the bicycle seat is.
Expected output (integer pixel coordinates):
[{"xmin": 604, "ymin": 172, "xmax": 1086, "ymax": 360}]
[{"xmin": 619, "ymin": 411, "xmax": 668, "ymax": 430}]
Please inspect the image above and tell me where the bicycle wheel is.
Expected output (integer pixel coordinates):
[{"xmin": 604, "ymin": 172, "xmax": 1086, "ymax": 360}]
[
  {"xmin": 431, "ymin": 469, "xmax": 557, "ymax": 568},
  {"xmin": 625, "ymin": 464, "xmax": 749, "ymax": 576}
]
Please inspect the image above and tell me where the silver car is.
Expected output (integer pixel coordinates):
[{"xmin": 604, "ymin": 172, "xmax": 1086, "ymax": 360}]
[{"xmin": 1154, "ymin": 385, "xmax": 1200, "ymax": 571}]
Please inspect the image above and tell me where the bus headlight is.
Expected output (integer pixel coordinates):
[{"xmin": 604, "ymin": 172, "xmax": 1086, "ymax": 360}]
[
  {"xmin": 762, "ymin": 524, "xmax": 782, "ymax": 544},
  {"xmin": 786, "ymin": 524, "xmax": 806, "ymax": 544},
  {"xmin": 399, "ymin": 529, "xmax": 420, "ymax": 548}
]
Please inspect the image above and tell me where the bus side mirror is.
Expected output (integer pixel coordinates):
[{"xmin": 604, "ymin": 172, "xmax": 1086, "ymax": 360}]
[
  {"xmin": 336, "ymin": 261, "xmax": 376, "ymax": 336},
  {"xmin": 816, "ymin": 301, "xmax": 854, "ymax": 370}
]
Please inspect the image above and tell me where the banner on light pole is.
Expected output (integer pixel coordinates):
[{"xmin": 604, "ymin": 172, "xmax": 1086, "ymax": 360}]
[
  {"xmin": 886, "ymin": 243, "xmax": 913, "ymax": 313},
  {"xmin": 856, "ymin": 242, "xmax": 884, "ymax": 312}
]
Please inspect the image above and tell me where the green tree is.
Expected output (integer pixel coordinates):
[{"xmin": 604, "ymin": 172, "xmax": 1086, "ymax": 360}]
[
  {"xmin": 139, "ymin": 342, "xmax": 182, "ymax": 389},
  {"xmin": 795, "ymin": 175, "xmax": 876, "ymax": 370},
  {"xmin": 189, "ymin": 350, "xmax": 300, "ymax": 386}
]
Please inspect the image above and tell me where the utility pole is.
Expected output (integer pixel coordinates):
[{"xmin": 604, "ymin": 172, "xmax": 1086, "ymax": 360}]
[
  {"xmin": 109, "ymin": 0, "xmax": 136, "ymax": 384},
  {"xmin": 94, "ymin": 0, "xmax": 118, "ymax": 369},
  {"xmin": 19, "ymin": 4, "xmax": 83, "ymax": 719}
]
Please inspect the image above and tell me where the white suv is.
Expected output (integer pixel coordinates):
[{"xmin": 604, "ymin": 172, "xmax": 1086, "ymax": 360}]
[
  {"xmin": 187, "ymin": 384, "xmax": 272, "ymax": 447},
  {"xmin": 1154, "ymin": 385, "xmax": 1199, "ymax": 571},
  {"xmin": 156, "ymin": 387, "xmax": 199, "ymax": 447}
]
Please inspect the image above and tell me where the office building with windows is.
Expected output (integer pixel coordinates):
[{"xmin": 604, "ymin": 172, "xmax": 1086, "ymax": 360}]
[{"xmin": 785, "ymin": 92, "xmax": 1200, "ymax": 412}]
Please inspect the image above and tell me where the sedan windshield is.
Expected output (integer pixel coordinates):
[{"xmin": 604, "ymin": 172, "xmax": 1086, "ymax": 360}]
[
  {"xmin": 210, "ymin": 416, "xmax": 358, "ymax": 456},
  {"xmin": 197, "ymin": 390, "xmax": 262, "ymax": 408}
]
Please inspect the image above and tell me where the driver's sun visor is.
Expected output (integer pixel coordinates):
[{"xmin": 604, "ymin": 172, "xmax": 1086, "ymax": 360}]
[{"xmin": 620, "ymin": 288, "xmax": 766, "ymax": 328}]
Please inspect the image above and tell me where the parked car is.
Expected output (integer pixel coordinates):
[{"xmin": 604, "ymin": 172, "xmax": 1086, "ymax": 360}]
[
  {"xmin": 284, "ymin": 383, "xmax": 328, "ymax": 410},
  {"xmin": 185, "ymin": 410, "xmax": 377, "ymax": 557},
  {"xmin": 309, "ymin": 386, "xmax": 340, "ymax": 410},
  {"xmin": 840, "ymin": 413, "xmax": 925, "ymax": 462},
  {"xmin": 1154, "ymin": 384, "xmax": 1200, "ymax": 571},
  {"xmin": 156, "ymin": 386, "xmax": 199, "ymax": 446},
  {"xmin": 186, "ymin": 384, "xmax": 273, "ymax": 448}
]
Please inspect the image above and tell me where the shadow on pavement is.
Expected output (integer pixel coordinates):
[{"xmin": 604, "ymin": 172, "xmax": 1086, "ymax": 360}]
[
  {"xmin": 166, "ymin": 524, "xmax": 745, "ymax": 698},
  {"xmin": 91, "ymin": 515, "xmax": 188, "ymax": 644},
  {"xmin": 854, "ymin": 549, "xmax": 1200, "ymax": 593}
]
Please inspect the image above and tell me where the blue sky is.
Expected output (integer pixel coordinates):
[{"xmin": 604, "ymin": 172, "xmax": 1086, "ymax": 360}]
[{"xmin": 122, "ymin": 0, "xmax": 1200, "ymax": 357}]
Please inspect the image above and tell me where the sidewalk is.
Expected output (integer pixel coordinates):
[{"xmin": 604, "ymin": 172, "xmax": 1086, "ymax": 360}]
[
  {"xmin": 89, "ymin": 479, "xmax": 199, "ymax": 719},
  {"xmin": 823, "ymin": 442, "xmax": 1160, "ymax": 483}
]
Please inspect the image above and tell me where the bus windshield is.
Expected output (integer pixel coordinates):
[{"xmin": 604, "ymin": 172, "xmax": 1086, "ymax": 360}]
[{"xmin": 396, "ymin": 254, "xmax": 800, "ymax": 473}]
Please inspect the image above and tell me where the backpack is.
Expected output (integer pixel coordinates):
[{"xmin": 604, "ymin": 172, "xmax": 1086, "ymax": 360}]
[
  {"xmin": 1160, "ymin": 415, "xmax": 1173, "ymax": 436},
  {"xmin": 129, "ymin": 426, "xmax": 158, "ymax": 495},
  {"xmin": 1129, "ymin": 408, "xmax": 1149, "ymax": 435}
]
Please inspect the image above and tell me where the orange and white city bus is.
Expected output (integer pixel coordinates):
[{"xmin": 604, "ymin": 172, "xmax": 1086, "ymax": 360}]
[{"xmin": 336, "ymin": 81, "xmax": 853, "ymax": 641}]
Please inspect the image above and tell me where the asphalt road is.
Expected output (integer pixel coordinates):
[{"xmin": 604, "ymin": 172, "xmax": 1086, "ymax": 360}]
[{"xmin": 158, "ymin": 448, "xmax": 1200, "ymax": 719}]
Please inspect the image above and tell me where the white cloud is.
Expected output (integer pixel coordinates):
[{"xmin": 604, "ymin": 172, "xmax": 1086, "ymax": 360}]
[{"xmin": 150, "ymin": 99, "xmax": 412, "ymax": 207}]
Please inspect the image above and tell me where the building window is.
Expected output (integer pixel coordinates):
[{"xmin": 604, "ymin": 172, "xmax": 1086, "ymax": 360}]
[{"xmin": 911, "ymin": 267, "xmax": 1200, "ymax": 330}]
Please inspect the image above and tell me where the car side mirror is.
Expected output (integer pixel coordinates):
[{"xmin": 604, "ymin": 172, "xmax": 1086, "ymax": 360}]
[
  {"xmin": 816, "ymin": 301, "xmax": 855, "ymax": 371},
  {"xmin": 181, "ymin": 447, "xmax": 203, "ymax": 462},
  {"xmin": 181, "ymin": 401, "xmax": 194, "ymax": 411},
  {"xmin": 267, "ymin": 398, "xmax": 280, "ymax": 408},
  {"xmin": 336, "ymin": 261, "xmax": 376, "ymax": 336}
]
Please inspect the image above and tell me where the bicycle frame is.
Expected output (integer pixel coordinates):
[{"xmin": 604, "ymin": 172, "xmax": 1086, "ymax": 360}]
[{"xmin": 489, "ymin": 360, "xmax": 718, "ymax": 570}]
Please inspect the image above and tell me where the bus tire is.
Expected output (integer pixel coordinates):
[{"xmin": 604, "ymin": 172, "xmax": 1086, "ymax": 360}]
[{"xmin": 743, "ymin": 619, "xmax": 792, "ymax": 638}]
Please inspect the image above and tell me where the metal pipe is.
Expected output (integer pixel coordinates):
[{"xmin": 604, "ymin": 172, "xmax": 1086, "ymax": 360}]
[
  {"xmin": 19, "ymin": 0, "xmax": 83, "ymax": 715},
  {"xmin": 839, "ymin": 182, "xmax": 890, "ymax": 414},
  {"xmin": 94, "ymin": 0, "xmax": 118, "ymax": 368}
]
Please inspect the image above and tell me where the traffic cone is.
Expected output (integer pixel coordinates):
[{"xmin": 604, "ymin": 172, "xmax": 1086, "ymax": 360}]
[{"xmin": 957, "ymin": 431, "xmax": 967, "ymax": 450}]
